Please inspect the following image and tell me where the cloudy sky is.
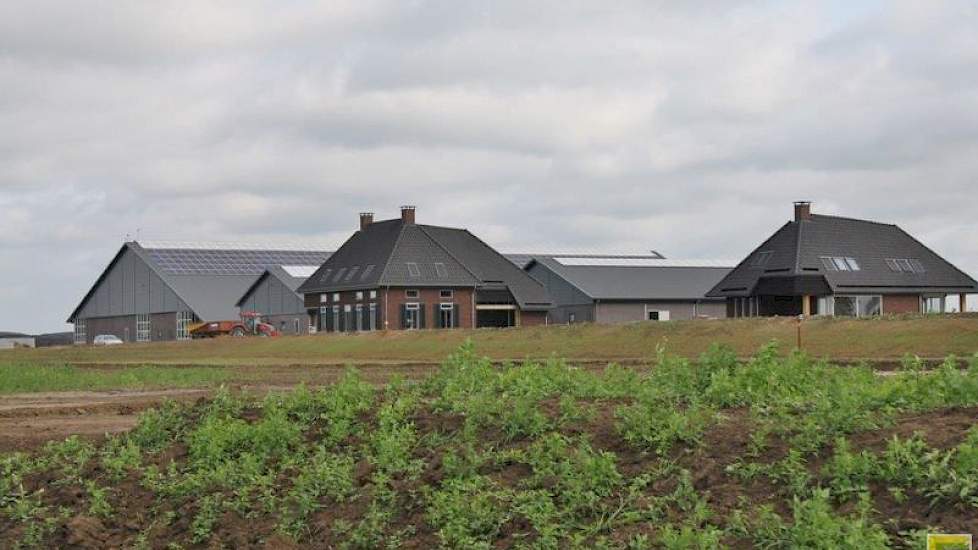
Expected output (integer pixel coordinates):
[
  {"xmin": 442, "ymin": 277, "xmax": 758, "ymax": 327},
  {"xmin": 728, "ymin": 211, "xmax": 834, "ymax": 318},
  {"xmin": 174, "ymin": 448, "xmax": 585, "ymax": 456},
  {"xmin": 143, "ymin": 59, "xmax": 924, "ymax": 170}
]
[{"xmin": 2, "ymin": 0, "xmax": 978, "ymax": 333}]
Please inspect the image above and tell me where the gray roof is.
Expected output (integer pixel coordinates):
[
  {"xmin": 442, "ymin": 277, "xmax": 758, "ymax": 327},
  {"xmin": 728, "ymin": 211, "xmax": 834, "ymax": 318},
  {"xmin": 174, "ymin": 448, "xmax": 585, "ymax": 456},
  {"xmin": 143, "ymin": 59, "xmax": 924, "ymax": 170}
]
[
  {"xmin": 298, "ymin": 218, "xmax": 552, "ymax": 310},
  {"xmin": 235, "ymin": 265, "xmax": 307, "ymax": 307},
  {"xmin": 527, "ymin": 256, "xmax": 732, "ymax": 301},
  {"xmin": 708, "ymin": 214, "xmax": 978, "ymax": 297},
  {"xmin": 69, "ymin": 242, "xmax": 330, "ymax": 322}
]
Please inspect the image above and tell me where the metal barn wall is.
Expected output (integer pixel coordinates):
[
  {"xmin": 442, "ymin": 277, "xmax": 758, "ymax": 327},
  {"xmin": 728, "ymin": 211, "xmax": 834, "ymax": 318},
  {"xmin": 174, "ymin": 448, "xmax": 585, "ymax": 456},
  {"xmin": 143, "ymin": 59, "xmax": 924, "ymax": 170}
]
[
  {"xmin": 238, "ymin": 275, "xmax": 305, "ymax": 316},
  {"xmin": 595, "ymin": 301, "xmax": 727, "ymax": 323},
  {"xmin": 76, "ymin": 247, "xmax": 190, "ymax": 319}
]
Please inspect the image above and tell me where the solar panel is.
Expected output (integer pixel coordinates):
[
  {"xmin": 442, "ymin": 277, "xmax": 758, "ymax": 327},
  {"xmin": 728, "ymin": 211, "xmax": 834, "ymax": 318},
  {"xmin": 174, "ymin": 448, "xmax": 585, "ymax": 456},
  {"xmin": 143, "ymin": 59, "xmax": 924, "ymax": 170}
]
[{"xmin": 146, "ymin": 246, "xmax": 330, "ymax": 276}]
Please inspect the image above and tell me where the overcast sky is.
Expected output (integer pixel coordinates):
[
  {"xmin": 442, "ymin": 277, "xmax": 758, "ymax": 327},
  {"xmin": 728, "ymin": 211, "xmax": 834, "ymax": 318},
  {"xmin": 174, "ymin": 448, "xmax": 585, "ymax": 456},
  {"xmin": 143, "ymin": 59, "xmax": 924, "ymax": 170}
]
[{"xmin": 2, "ymin": 0, "xmax": 978, "ymax": 333}]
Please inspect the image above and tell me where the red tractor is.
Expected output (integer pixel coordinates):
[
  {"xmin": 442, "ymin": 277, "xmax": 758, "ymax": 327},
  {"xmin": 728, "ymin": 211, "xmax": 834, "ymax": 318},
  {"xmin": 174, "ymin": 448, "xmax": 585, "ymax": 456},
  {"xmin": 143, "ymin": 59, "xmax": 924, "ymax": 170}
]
[{"xmin": 191, "ymin": 312, "xmax": 280, "ymax": 338}]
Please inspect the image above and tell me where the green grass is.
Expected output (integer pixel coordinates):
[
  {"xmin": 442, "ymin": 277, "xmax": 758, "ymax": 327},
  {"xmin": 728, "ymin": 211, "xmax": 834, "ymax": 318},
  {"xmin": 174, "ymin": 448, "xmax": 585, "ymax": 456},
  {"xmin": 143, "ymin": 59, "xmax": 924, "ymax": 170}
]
[
  {"xmin": 4, "ymin": 341, "xmax": 978, "ymax": 548},
  {"xmin": 0, "ymin": 363, "xmax": 235, "ymax": 394},
  {"xmin": 5, "ymin": 315, "xmax": 978, "ymax": 367}
]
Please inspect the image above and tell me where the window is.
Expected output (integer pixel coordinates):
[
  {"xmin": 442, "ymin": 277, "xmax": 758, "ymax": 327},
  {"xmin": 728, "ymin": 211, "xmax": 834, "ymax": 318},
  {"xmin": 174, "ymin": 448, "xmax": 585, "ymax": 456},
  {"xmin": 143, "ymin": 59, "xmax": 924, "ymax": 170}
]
[
  {"xmin": 320, "ymin": 293, "xmax": 328, "ymax": 304},
  {"xmin": 294, "ymin": 318, "xmax": 301, "ymax": 334},
  {"xmin": 136, "ymin": 314, "xmax": 151, "ymax": 342},
  {"xmin": 887, "ymin": 258, "xmax": 924, "ymax": 273},
  {"xmin": 831, "ymin": 295, "xmax": 881, "ymax": 317},
  {"xmin": 751, "ymin": 251, "xmax": 773, "ymax": 268},
  {"xmin": 355, "ymin": 304, "xmax": 364, "ymax": 331},
  {"xmin": 369, "ymin": 303, "xmax": 377, "ymax": 330},
  {"xmin": 320, "ymin": 306, "xmax": 329, "ymax": 331},
  {"xmin": 439, "ymin": 303, "xmax": 455, "ymax": 328},
  {"xmin": 332, "ymin": 306, "xmax": 340, "ymax": 332},
  {"xmin": 922, "ymin": 296, "xmax": 944, "ymax": 314},
  {"xmin": 346, "ymin": 266, "xmax": 359, "ymax": 281},
  {"xmin": 820, "ymin": 256, "xmax": 861, "ymax": 272},
  {"xmin": 74, "ymin": 320, "xmax": 87, "ymax": 345},
  {"xmin": 332, "ymin": 293, "xmax": 340, "ymax": 302},
  {"xmin": 333, "ymin": 267, "xmax": 347, "ymax": 282},
  {"xmin": 404, "ymin": 303, "xmax": 421, "ymax": 329},
  {"xmin": 647, "ymin": 310, "xmax": 671, "ymax": 321},
  {"xmin": 405, "ymin": 289, "xmax": 419, "ymax": 299},
  {"xmin": 440, "ymin": 289, "xmax": 454, "ymax": 299},
  {"xmin": 318, "ymin": 269, "xmax": 332, "ymax": 283},
  {"xmin": 369, "ymin": 290, "xmax": 377, "ymax": 299},
  {"xmin": 176, "ymin": 311, "xmax": 195, "ymax": 340},
  {"xmin": 434, "ymin": 262, "xmax": 448, "ymax": 278},
  {"xmin": 356, "ymin": 291, "xmax": 363, "ymax": 301},
  {"xmin": 568, "ymin": 313, "xmax": 576, "ymax": 323},
  {"xmin": 407, "ymin": 262, "xmax": 421, "ymax": 277},
  {"xmin": 361, "ymin": 264, "xmax": 375, "ymax": 280}
]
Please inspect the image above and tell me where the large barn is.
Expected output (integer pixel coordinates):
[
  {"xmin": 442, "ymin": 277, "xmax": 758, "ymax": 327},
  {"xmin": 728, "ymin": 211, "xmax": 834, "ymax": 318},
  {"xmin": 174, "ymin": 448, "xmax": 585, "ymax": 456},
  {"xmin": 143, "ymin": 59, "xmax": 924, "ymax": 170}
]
[
  {"xmin": 521, "ymin": 255, "xmax": 732, "ymax": 323},
  {"xmin": 68, "ymin": 242, "xmax": 329, "ymax": 343}
]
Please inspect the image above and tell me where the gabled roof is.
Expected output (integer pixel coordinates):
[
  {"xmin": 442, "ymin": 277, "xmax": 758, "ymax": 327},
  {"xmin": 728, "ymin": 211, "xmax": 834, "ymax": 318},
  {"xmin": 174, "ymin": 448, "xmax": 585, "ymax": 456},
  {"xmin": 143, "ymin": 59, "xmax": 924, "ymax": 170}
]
[
  {"xmin": 235, "ymin": 265, "xmax": 308, "ymax": 307},
  {"xmin": 707, "ymin": 214, "xmax": 978, "ymax": 297},
  {"xmin": 526, "ymin": 256, "xmax": 732, "ymax": 301},
  {"xmin": 297, "ymin": 218, "xmax": 552, "ymax": 310},
  {"xmin": 69, "ymin": 242, "xmax": 330, "ymax": 322}
]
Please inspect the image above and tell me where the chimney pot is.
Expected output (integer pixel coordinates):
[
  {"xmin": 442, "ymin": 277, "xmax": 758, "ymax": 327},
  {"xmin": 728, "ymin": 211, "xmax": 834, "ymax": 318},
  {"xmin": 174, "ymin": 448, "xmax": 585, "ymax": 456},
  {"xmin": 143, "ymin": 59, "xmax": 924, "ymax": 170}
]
[
  {"xmin": 794, "ymin": 201, "xmax": 812, "ymax": 222},
  {"xmin": 400, "ymin": 205, "xmax": 416, "ymax": 225},
  {"xmin": 359, "ymin": 212, "xmax": 374, "ymax": 230}
]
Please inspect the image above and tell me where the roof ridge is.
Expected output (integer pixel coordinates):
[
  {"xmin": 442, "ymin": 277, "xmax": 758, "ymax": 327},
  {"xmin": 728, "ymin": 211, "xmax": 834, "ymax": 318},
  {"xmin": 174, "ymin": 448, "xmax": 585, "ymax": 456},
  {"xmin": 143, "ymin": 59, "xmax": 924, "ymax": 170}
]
[
  {"xmin": 416, "ymin": 225, "xmax": 483, "ymax": 283},
  {"xmin": 810, "ymin": 213, "xmax": 897, "ymax": 227}
]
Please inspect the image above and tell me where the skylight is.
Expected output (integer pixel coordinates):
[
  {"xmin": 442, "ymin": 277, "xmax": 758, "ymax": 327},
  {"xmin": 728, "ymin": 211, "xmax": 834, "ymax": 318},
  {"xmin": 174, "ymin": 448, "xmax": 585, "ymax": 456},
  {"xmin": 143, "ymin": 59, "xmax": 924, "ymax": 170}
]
[
  {"xmin": 751, "ymin": 251, "xmax": 773, "ymax": 268},
  {"xmin": 820, "ymin": 256, "xmax": 860, "ymax": 272},
  {"xmin": 407, "ymin": 262, "xmax": 421, "ymax": 277},
  {"xmin": 887, "ymin": 258, "xmax": 924, "ymax": 273},
  {"xmin": 434, "ymin": 262, "xmax": 448, "ymax": 278}
]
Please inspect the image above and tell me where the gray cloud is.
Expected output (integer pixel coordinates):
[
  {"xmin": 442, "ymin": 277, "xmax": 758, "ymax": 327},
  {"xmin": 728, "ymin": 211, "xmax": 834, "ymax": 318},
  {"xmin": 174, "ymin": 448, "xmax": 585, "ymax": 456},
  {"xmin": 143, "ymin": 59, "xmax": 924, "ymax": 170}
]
[{"xmin": 2, "ymin": 0, "xmax": 977, "ymax": 332}]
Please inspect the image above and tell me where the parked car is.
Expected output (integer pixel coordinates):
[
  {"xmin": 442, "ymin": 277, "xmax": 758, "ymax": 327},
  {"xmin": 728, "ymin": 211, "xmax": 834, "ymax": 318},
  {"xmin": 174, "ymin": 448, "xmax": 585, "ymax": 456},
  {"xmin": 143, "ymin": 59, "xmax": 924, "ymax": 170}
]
[{"xmin": 93, "ymin": 334, "xmax": 124, "ymax": 346}]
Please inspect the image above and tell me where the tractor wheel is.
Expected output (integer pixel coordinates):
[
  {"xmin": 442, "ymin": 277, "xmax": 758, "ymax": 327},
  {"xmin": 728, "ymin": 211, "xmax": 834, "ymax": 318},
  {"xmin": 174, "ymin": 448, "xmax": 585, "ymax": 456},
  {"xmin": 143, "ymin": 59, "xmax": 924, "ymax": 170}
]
[{"xmin": 231, "ymin": 327, "xmax": 246, "ymax": 337}]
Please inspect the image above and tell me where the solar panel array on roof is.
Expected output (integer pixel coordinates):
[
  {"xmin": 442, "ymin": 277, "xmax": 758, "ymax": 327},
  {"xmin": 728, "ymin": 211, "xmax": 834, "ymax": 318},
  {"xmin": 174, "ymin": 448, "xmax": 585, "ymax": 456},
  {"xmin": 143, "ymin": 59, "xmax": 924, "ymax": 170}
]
[{"xmin": 147, "ymin": 248, "xmax": 330, "ymax": 275}]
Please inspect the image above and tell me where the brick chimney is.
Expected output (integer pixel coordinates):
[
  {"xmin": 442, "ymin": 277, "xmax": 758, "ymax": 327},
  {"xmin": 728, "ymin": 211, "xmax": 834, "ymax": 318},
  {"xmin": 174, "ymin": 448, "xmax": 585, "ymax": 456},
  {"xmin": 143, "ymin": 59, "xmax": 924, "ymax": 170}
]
[
  {"xmin": 400, "ymin": 205, "xmax": 416, "ymax": 225},
  {"xmin": 359, "ymin": 212, "xmax": 374, "ymax": 230},
  {"xmin": 794, "ymin": 201, "xmax": 813, "ymax": 222}
]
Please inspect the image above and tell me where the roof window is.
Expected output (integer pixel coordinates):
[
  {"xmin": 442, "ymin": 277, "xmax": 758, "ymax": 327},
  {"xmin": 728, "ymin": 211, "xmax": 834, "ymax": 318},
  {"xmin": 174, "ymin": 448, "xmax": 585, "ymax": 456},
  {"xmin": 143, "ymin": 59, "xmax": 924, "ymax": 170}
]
[
  {"xmin": 887, "ymin": 258, "xmax": 924, "ymax": 273},
  {"xmin": 751, "ymin": 251, "xmax": 773, "ymax": 268},
  {"xmin": 434, "ymin": 262, "xmax": 448, "ymax": 278},
  {"xmin": 820, "ymin": 256, "xmax": 860, "ymax": 272},
  {"xmin": 407, "ymin": 262, "xmax": 421, "ymax": 277}
]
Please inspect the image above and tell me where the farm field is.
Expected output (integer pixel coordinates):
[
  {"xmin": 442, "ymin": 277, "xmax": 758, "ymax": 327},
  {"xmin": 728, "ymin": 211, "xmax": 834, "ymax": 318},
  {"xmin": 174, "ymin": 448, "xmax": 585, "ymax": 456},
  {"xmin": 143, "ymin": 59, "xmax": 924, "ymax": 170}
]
[
  {"xmin": 5, "ymin": 315, "xmax": 978, "ymax": 368},
  {"xmin": 3, "ymin": 342, "xmax": 978, "ymax": 548}
]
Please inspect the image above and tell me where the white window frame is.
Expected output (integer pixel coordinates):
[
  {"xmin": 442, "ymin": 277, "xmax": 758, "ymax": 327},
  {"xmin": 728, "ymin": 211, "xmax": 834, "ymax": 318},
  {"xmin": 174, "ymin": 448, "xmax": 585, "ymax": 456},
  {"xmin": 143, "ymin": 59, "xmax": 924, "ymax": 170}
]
[
  {"xmin": 293, "ymin": 318, "xmax": 301, "ymax": 334},
  {"xmin": 369, "ymin": 303, "xmax": 377, "ymax": 330},
  {"xmin": 645, "ymin": 307, "xmax": 671, "ymax": 322},
  {"xmin": 176, "ymin": 311, "xmax": 194, "ymax": 341},
  {"xmin": 440, "ymin": 289, "xmax": 454, "ymax": 299},
  {"xmin": 434, "ymin": 262, "xmax": 448, "ymax": 278},
  {"xmin": 74, "ymin": 320, "xmax": 87, "ymax": 345},
  {"xmin": 136, "ymin": 314, "xmax": 151, "ymax": 342},
  {"xmin": 332, "ymin": 305, "xmax": 340, "ymax": 331},
  {"xmin": 319, "ymin": 306, "xmax": 329, "ymax": 330},
  {"xmin": 369, "ymin": 290, "xmax": 377, "ymax": 300},
  {"xmin": 355, "ymin": 304, "xmax": 364, "ymax": 331},
  {"xmin": 829, "ymin": 295, "xmax": 883, "ymax": 318},
  {"xmin": 332, "ymin": 292, "xmax": 340, "ymax": 302},
  {"xmin": 439, "ymin": 302, "xmax": 454, "ymax": 328},
  {"xmin": 922, "ymin": 295, "xmax": 945, "ymax": 314},
  {"xmin": 320, "ymin": 293, "xmax": 329, "ymax": 304},
  {"xmin": 356, "ymin": 291, "xmax": 363, "ymax": 301},
  {"xmin": 406, "ymin": 262, "xmax": 421, "ymax": 277},
  {"xmin": 405, "ymin": 302, "xmax": 420, "ymax": 329},
  {"xmin": 405, "ymin": 289, "xmax": 420, "ymax": 299}
]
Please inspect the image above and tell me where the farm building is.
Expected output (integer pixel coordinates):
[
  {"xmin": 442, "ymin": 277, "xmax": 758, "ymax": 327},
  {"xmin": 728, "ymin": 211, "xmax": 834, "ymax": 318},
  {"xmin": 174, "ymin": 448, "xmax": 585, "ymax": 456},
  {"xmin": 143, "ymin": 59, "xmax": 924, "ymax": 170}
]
[
  {"xmin": 235, "ymin": 265, "xmax": 318, "ymax": 335},
  {"xmin": 297, "ymin": 207, "xmax": 553, "ymax": 331},
  {"xmin": 0, "ymin": 332, "xmax": 35, "ymax": 349},
  {"xmin": 67, "ymin": 242, "xmax": 330, "ymax": 344},
  {"xmin": 708, "ymin": 202, "xmax": 978, "ymax": 317},
  {"xmin": 520, "ymin": 256, "xmax": 732, "ymax": 323}
]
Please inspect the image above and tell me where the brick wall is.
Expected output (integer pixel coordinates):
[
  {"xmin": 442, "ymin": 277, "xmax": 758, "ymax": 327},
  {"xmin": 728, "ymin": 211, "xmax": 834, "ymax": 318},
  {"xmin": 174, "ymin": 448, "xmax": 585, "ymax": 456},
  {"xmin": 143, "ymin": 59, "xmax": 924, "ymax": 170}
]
[
  {"xmin": 883, "ymin": 294, "xmax": 920, "ymax": 315},
  {"xmin": 519, "ymin": 310, "xmax": 549, "ymax": 327},
  {"xmin": 383, "ymin": 287, "xmax": 475, "ymax": 329}
]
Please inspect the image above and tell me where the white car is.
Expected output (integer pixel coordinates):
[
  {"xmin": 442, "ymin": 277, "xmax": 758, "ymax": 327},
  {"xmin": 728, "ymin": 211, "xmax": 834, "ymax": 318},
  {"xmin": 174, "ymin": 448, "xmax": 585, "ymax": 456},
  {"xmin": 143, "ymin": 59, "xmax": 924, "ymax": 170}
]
[{"xmin": 93, "ymin": 334, "xmax": 124, "ymax": 346}]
